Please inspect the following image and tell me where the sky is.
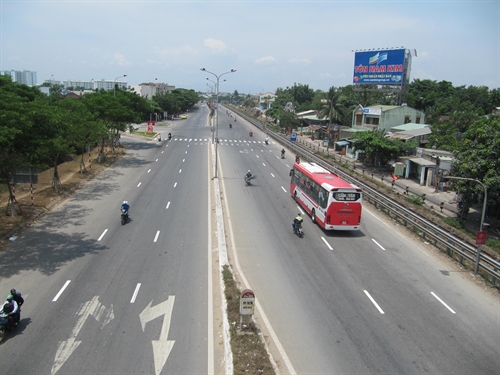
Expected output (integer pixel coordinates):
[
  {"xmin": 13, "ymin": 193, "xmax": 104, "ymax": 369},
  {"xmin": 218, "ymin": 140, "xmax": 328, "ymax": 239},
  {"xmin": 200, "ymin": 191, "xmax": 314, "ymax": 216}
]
[{"xmin": 1, "ymin": 0, "xmax": 499, "ymax": 95}]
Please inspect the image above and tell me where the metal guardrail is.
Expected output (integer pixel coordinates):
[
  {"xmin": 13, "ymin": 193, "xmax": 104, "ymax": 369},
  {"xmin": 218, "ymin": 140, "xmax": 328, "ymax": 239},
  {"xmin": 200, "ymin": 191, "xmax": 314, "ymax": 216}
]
[{"xmin": 229, "ymin": 106, "xmax": 500, "ymax": 285}]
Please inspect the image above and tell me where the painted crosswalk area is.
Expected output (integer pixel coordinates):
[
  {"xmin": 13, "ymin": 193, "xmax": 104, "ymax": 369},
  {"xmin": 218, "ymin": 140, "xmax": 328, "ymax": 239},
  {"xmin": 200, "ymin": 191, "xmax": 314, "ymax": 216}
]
[{"xmin": 170, "ymin": 138, "xmax": 275, "ymax": 145}]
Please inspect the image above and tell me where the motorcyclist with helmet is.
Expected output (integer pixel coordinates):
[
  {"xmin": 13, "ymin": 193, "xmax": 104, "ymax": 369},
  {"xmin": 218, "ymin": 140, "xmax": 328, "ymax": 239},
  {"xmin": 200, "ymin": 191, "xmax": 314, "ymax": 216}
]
[{"xmin": 292, "ymin": 213, "xmax": 303, "ymax": 235}]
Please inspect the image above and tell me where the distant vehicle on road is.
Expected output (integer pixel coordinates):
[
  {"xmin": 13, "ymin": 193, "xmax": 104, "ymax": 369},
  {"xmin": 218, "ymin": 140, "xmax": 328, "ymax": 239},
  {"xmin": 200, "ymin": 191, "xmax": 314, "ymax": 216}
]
[
  {"xmin": 180, "ymin": 114, "xmax": 187, "ymax": 119},
  {"xmin": 290, "ymin": 162, "xmax": 362, "ymax": 230}
]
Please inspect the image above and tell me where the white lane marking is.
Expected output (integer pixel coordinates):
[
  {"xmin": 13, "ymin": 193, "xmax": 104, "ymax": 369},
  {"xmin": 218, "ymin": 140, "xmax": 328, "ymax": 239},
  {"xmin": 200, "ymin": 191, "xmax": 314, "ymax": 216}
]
[
  {"xmin": 281, "ymin": 186, "xmax": 287, "ymax": 192},
  {"xmin": 130, "ymin": 283, "xmax": 141, "ymax": 303},
  {"xmin": 364, "ymin": 290, "xmax": 385, "ymax": 314},
  {"xmin": 155, "ymin": 159, "xmax": 158, "ymax": 162},
  {"xmin": 256, "ymin": 155, "xmax": 259, "ymax": 158},
  {"xmin": 97, "ymin": 229, "xmax": 108, "ymax": 241},
  {"xmin": 147, "ymin": 169, "xmax": 151, "ymax": 173},
  {"xmin": 161, "ymin": 151, "xmax": 164, "ymax": 153},
  {"xmin": 431, "ymin": 292, "xmax": 456, "ymax": 314},
  {"xmin": 262, "ymin": 163, "xmax": 266, "ymax": 166},
  {"xmin": 52, "ymin": 280, "xmax": 71, "ymax": 302},
  {"xmin": 154, "ymin": 231, "xmax": 160, "ymax": 242},
  {"xmin": 321, "ymin": 237, "xmax": 333, "ymax": 250},
  {"xmin": 166, "ymin": 202, "xmax": 171, "ymax": 209},
  {"xmin": 297, "ymin": 206, "xmax": 305, "ymax": 215},
  {"xmin": 137, "ymin": 182, "xmax": 142, "ymax": 187},
  {"xmin": 183, "ymin": 159, "xmax": 185, "ymax": 162},
  {"xmin": 271, "ymin": 173, "xmax": 275, "ymax": 177},
  {"xmin": 372, "ymin": 239, "xmax": 386, "ymax": 251},
  {"xmin": 179, "ymin": 169, "xmax": 182, "ymax": 173},
  {"xmin": 185, "ymin": 151, "xmax": 188, "ymax": 154},
  {"xmin": 174, "ymin": 182, "xmax": 177, "ymax": 187}
]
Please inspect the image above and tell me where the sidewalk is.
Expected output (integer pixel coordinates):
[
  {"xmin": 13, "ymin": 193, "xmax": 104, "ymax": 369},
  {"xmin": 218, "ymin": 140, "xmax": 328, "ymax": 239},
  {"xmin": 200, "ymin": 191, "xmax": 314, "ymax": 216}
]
[{"xmin": 295, "ymin": 134, "xmax": 494, "ymax": 237}]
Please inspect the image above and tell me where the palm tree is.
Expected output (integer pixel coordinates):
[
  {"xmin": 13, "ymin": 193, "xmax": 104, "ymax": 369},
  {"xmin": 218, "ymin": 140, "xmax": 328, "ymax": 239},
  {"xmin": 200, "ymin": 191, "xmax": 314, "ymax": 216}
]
[{"xmin": 318, "ymin": 86, "xmax": 346, "ymax": 124}]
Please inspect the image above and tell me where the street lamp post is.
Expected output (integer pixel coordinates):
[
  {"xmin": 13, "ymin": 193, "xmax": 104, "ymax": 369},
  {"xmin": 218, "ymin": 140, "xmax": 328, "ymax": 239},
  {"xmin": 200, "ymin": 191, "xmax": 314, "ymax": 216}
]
[
  {"xmin": 200, "ymin": 68, "xmax": 237, "ymax": 178},
  {"xmin": 444, "ymin": 176, "xmax": 488, "ymax": 274},
  {"xmin": 149, "ymin": 78, "xmax": 157, "ymax": 125},
  {"xmin": 114, "ymin": 74, "xmax": 127, "ymax": 97}
]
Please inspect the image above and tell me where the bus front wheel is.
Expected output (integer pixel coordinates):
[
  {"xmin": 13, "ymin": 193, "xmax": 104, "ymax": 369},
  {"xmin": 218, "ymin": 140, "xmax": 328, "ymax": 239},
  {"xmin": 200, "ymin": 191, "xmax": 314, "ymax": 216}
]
[{"xmin": 311, "ymin": 209, "xmax": 316, "ymax": 223}]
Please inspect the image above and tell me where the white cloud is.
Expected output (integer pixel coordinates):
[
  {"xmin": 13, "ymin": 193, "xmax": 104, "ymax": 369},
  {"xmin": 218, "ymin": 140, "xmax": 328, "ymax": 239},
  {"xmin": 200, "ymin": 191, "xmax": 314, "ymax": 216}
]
[
  {"xmin": 289, "ymin": 58, "xmax": 311, "ymax": 65},
  {"xmin": 113, "ymin": 52, "xmax": 131, "ymax": 66},
  {"xmin": 204, "ymin": 38, "xmax": 228, "ymax": 52},
  {"xmin": 255, "ymin": 56, "xmax": 276, "ymax": 64}
]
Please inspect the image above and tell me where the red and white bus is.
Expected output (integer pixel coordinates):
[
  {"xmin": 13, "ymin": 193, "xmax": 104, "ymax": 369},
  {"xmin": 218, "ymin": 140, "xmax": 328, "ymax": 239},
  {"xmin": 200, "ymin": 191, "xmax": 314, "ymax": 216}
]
[{"xmin": 290, "ymin": 162, "xmax": 362, "ymax": 230}]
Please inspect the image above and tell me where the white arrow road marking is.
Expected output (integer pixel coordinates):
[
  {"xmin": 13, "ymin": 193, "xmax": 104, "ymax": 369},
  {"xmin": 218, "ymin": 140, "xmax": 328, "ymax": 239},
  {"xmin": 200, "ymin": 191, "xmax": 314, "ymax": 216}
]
[
  {"xmin": 139, "ymin": 296, "xmax": 176, "ymax": 375},
  {"xmin": 51, "ymin": 296, "xmax": 114, "ymax": 374}
]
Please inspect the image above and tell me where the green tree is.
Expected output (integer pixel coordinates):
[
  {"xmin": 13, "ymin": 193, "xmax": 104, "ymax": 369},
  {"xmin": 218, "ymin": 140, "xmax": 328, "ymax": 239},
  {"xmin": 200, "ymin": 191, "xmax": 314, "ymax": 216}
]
[
  {"xmin": 451, "ymin": 116, "xmax": 500, "ymax": 218},
  {"xmin": 318, "ymin": 87, "xmax": 346, "ymax": 126}
]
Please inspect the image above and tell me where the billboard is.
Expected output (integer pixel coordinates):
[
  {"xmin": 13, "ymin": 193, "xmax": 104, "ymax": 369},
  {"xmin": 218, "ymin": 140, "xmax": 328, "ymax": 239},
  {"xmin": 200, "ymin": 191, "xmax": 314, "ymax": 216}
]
[{"xmin": 353, "ymin": 49, "xmax": 406, "ymax": 85}]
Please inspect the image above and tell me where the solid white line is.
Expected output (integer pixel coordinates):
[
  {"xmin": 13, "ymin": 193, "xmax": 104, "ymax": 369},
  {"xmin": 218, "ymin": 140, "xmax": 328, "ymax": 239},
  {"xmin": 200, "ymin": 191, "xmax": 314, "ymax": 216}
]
[
  {"xmin": 372, "ymin": 239, "xmax": 386, "ymax": 251},
  {"xmin": 271, "ymin": 173, "xmax": 275, "ymax": 177},
  {"xmin": 137, "ymin": 182, "xmax": 142, "ymax": 187},
  {"xmin": 97, "ymin": 229, "xmax": 108, "ymax": 241},
  {"xmin": 207, "ymin": 146, "xmax": 214, "ymax": 375},
  {"xmin": 174, "ymin": 182, "xmax": 177, "ymax": 187},
  {"xmin": 364, "ymin": 290, "xmax": 385, "ymax": 314},
  {"xmin": 281, "ymin": 186, "xmax": 287, "ymax": 192},
  {"xmin": 321, "ymin": 237, "xmax": 333, "ymax": 250},
  {"xmin": 154, "ymin": 231, "xmax": 160, "ymax": 242},
  {"xmin": 431, "ymin": 292, "xmax": 456, "ymax": 314},
  {"xmin": 52, "ymin": 280, "xmax": 71, "ymax": 302},
  {"xmin": 147, "ymin": 169, "xmax": 151, "ymax": 173},
  {"xmin": 166, "ymin": 202, "xmax": 170, "ymax": 209},
  {"xmin": 130, "ymin": 283, "xmax": 141, "ymax": 303}
]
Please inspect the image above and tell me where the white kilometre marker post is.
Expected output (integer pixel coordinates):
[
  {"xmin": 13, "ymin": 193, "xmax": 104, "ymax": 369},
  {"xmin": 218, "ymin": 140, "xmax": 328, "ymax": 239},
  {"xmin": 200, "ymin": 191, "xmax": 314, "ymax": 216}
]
[
  {"xmin": 139, "ymin": 296, "xmax": 176, "ymax": 375},
  {"xmin": 51, "ymin": 296, "xmax": 114, "ymax": 374}
]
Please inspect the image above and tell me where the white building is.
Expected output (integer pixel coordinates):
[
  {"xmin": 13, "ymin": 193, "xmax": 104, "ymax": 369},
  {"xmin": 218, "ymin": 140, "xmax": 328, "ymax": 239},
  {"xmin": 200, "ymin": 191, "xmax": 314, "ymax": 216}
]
[
  {"xmin": 138, "ymin": 82, "xmax": 174, "ymax": 99},
  {"xmin": 63, "ymin": 80, "xmax": 95, "ymax": 90},
  {"xmin": 94, "ymin": 78, "xmax": 127, "ymax": 91},
  {"xmin": 1, "ymin": 70, "xmax": 37, "ymax": 86}
]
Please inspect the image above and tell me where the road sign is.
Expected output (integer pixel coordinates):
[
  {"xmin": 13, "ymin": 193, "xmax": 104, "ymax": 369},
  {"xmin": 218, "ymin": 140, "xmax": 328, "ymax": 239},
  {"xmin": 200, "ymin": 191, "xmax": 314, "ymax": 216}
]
[
  {"xmin": 290, "ymin": 132, "xmax": 297, "ymax": 142},
  {"xmin": 476, "ymin": 231, "xmax": 487, "ymax": 245},
  {"xmin": 240, "ymin": 289, "xmax": 255, "ymax": 315}
]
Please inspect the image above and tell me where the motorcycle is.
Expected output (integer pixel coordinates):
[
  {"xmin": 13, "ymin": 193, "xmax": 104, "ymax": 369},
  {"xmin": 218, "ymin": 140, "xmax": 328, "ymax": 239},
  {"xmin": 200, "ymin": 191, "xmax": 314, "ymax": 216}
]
[
  {"xmin": 295, "ymin": 156, "xmax": 300, "ymax": 163},
  {"xmin": 281, "ymin": 152, "xmax": 285, "ymax": 159},
  {"xmin": 121, "ymin": 209, "xmax": 129, "ymax": 225},
  {"xmin": 0, "ymin": 311, "xmax": 17, "ymax": 343},
  {"xmin": 244, "ymin": 175, "xmax": 256, "ymax": 186},
  {"xmin": 249, "ymin": 131, "xmax": 253, "ymax": 137},
  {"xmin": 265, "ymin": 139, "xmax": 269, "ymax": 145},
  {"xmin": 168, "ymin": 133, "xmax": 172, "ymax": 141},
  {"xmin": 293, "ymin": 221, "xmax": 304, "ymax": 238},
  {"xmin": 229, "ymin": 123, "xmax": 232, "ymax": 129}
]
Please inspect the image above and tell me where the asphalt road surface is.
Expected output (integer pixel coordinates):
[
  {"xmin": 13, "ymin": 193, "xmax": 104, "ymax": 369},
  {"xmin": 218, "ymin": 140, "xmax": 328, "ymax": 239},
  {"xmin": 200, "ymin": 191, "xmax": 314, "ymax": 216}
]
[{"xmin": 1, "ymin": 103, "xmax": 499, "ymax": 374}]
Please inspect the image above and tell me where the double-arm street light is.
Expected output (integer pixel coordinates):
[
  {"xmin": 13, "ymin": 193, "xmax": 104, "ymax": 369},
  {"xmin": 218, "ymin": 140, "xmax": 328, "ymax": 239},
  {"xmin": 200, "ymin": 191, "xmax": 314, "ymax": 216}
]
[
  {"xmin": 200, "ymin": 68, "xmax": 237, "ymax": 178},
  {"xmin": 114, "ymin": 74, "xmax": 127, "ymax": 97},
  {"xmin": 444, "ymin": 176, "xmax": 488, "ymax": 274}
]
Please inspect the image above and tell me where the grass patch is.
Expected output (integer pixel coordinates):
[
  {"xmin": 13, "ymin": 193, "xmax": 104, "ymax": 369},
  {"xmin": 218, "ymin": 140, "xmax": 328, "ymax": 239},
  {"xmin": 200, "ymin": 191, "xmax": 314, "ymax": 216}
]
[
  {"xmin": 443, "ymin": 217, "xmax": 466, "ymax": 230},
  {"xmin": 135, "ymin": 131, "xmax": 157, "ymax": 137},
  {"xmin": 222, "ymin": 265, "xmax": 275, "ymax": 374}
]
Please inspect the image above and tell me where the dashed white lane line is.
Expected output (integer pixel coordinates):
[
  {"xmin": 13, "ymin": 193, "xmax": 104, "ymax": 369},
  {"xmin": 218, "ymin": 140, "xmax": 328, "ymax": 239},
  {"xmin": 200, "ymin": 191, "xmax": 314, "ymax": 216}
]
[
  {"xmin": 179, "ymin": 169, "xmax": 182, "ymax": 173},
  {"xmin": 364, "ymin": 290, "xmax": 385, "ymax": 314},
  {"xmin": 166, "ymin": 201, "xmax": 171, "ymax": 209},
  {"xmin": 183, "ymin": 159, "xmax": 185, "ymax": 162},
  {"xmin": 281, "ymin": 186, "xmax": 287, "ymax": 192},
  {"xmin": 147, "ymin": 169, "xmax": 151, "ymax": 173},
  {"xmin": 431, "ymin": 292, "xmax": 456, "ymax": 314},
  {"xmin": 372, "ymin": 239, "xmax": 386, "ymax": 251},
  {"xmin": 271, "ymin": 173, "xmax": 275, "ymax": 177},
  {"xmin": 262, "ymin": 163, "xmax": 266, "ymax": 166},
  {"xmin": 98, "ymin": 229, "xmax": 108, "ymax": 241},
  {"xmin": 256, "ymin": 155, "xmax": 259, "ymax": 158},
  {"xmin": 154, "ymin": 231, "xmax": 160, "ymax": 242},
  {"xmin": 130, "ymin": 283, "xmax": 141, "ymax": 303},
  {"xmin": 321, "ymin": 236, "xmax": 333, "ymax": 250},
  {"xmin": 174, "ymin": 182, "xmax": 177, "ymax": 187},
  {"xmin": 155, "ymin": 158, "xmax": 158, "ymax": 162},
  {"xmin": 137, "ymin": 182, "xmax": 142, "ymax": 187},
  {"xmin": 52, "ymin": 280, "xmax": 71, "ymax": 302}
]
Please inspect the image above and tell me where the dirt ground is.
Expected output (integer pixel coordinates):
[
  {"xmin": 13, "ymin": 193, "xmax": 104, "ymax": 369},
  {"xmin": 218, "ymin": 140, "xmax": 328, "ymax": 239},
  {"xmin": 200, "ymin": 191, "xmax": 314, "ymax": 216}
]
[{"xmin": 0, "ymin": 146, "xmax": 124, "ymax": 248}]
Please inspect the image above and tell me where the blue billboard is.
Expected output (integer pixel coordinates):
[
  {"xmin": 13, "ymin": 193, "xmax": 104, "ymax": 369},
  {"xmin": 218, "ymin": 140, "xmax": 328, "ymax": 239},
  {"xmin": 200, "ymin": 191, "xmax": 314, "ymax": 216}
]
[{"xmin": 353, "ymin": 49, "xmax": 406, "ymax": 85}]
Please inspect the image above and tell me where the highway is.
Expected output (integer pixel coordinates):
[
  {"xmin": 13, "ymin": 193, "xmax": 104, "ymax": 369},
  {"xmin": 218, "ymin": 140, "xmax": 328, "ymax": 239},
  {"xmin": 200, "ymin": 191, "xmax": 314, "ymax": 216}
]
[
  {"xmin": 217, "ymin": 106, "xmax": 499, "ymax": 374},
  {"xmin": 0, "ymin": 102, "xmax": 498, "ymax": 374}
]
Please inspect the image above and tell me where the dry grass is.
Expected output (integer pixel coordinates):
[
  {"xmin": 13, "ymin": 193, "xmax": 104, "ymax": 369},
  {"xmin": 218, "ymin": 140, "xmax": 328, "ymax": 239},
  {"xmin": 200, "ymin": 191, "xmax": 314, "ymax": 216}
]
[{"xmin": 222, "ymin": 265, "xmax": 275, "ymax": 374}]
